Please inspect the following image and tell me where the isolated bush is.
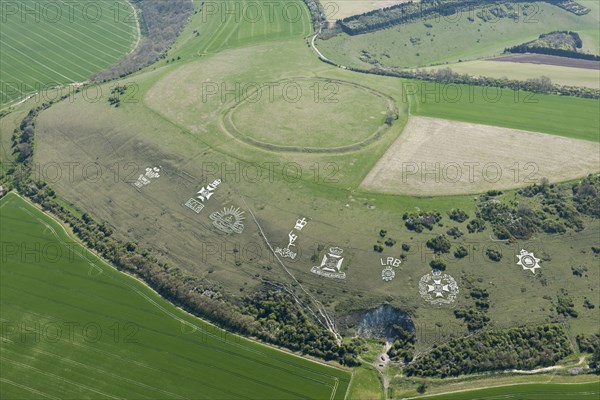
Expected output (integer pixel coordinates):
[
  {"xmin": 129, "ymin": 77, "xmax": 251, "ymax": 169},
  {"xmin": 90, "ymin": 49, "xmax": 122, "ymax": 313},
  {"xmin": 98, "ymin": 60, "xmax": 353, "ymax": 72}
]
[
  {"xmin": 454, "ymin": 246, "xmax": 469, "ymax": 259},
  {"xmin": 446, "ymin": 226, "xmax": 463, "ymax": 239},
  {"xmin": 557, "ymin": 295, "xmax": 578, "ymax": 318},
  {"xmin": 429, "ymin": 259, "xmax": 446, "ymax": 271},
  {"xmin": 403, "ymin": 211, "xmax": 442, "ymax": 232},
  {"xmin": 485, "ymin": 248, "xmax": 503, "ymax": 262},
  {"xmin": 467, "ymin": 218, "xmax": 486, "ymax": 233},
  {"xmin": 426, "ymin": 235, "xmax": 451, "ymax": 254},
  {"xmin": 448, "ymin": 209, "xmax": 469, "ymax": 223}
]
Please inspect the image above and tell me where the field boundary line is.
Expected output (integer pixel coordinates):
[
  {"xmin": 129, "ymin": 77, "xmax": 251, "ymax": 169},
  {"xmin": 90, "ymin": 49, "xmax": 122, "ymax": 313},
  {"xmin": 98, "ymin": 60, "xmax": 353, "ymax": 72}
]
[
  {"xmin": 344, "ymin": 371, "xmax": 355, "ymax": 400},
  {"xmin": 401, "ymin": 380, "xmax": 600, "ymax": 399},
  {"xmin": 126, "ymin": 0, "xmax": 142, "ymax": 55}
]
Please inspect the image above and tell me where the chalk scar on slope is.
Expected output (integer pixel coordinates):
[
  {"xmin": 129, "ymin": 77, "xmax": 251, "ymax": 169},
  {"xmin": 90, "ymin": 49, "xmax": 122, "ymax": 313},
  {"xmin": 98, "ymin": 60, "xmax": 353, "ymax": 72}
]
[{"xmin": 360, "ymin": 116, "xmax": 600, "ymax": 196}]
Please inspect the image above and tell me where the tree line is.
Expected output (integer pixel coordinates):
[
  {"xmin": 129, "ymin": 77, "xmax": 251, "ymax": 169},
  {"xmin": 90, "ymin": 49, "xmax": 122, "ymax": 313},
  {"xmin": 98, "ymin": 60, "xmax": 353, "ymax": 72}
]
[
  {"xmin": 336, "ymin": 0, "xmax": 588, "ymax": 36},
  {"xmin": 337, "ymin": 66, "xmax": 599, "ymax": 99},
  {"xmin": 504, "ymin": 30, "xmax": 600, "ymax": 60},
  {"xmin": 506, "ymin": 44, "xmax": 600, "ymax": 61},
  {"xmin": 399, "ymin": 175, "xmax": 599, "ymax": 243},
  {"xmin": 405, "ymin": 324, "xmax": 572, "ymax": 377}
]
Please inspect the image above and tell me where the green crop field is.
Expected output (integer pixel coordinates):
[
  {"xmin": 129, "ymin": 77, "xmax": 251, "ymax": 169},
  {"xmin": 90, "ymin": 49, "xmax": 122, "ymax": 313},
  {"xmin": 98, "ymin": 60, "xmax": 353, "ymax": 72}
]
[
  {"xmin": 317, "ymin": 1, "xmax": 599, "ymax": 70},
  {"xmin": 421, "ymin": 60, "xmax": 600, "ymax": 89},
  {"xmin": 173, "ymin": 0, "xmax": 311, "ymax": 57},
  {"xmin": 408, "ymin": 81, "xmax": 600, "ymax": 142},
  {"xmin": 418, "ymin": 382, "xmax": 600, "ymax": 399},
  {"xmin": 0, "ymin": 0, "xmax": 138, "ymax": 107},
  {"xmin": 0, "ymin": 192, "xmax": 351, "ymax": 399}
]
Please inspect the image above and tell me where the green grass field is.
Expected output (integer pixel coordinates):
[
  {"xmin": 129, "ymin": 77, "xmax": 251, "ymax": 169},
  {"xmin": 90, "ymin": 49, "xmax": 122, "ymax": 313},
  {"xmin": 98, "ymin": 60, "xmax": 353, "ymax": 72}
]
[
  {"xmin": 0, "ymin": 0, "xmax": 138, "ymax": 107},
  {"xmin": 229, "ymin": 78, "xmax": 390, "ymax": 149},
  {"xmin": 408, "ymin": 81, "xmax": 600, "ymax": 142},
  {"xmin": 0, "ymin": 192, "xmax": 351, "ymax": 399},
  {"xmin": 346, "ymin": 367, "xmax": 381, "ymax": 400},
  {"xmin": 421, "ymin": 60, "xmax": 600, "ymax": 89},
  {"xmin": 172, "ymin": 0, "xmax": 311, "ymax": 58},
  {"xmin": 417, "ymin": 382, "xmax": 600, "ymax": 399},
  {"xmin": 578, "ymin": 0, "xmax": 600, "ymax": 54},
  {"xmin": 317, "ymin": 2, "xmax": 599, "ymax": 70}
]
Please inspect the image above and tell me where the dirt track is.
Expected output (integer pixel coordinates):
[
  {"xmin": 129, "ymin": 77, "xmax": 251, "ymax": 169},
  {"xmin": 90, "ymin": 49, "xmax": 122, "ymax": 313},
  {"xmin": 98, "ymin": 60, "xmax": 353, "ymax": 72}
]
[
  {"xmin": 360, "ymin": 117, "xmax": 600, "ymax": 196},
  {"xmin": 489, "ymin": 54, "xmax": 600, "ymax": 70}
]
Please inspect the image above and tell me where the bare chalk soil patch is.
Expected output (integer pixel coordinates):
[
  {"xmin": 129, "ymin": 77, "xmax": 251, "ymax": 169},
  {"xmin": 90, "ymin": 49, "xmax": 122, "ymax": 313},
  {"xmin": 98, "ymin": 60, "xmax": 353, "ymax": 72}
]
[{"xmin": 360, "ymin": 117, "xmax": 600, "ymax": 196}]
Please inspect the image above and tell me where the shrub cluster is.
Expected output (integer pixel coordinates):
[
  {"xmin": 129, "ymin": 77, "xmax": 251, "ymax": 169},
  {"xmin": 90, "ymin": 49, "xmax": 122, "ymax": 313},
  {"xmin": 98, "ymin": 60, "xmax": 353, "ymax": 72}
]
[
  {"xmin": 405, "ymin": 324, "xmax": 572, "ymax": 377},
  {"xmin": 474, "ymin": 176, "xmax": 598, "ymax": 240},
  {"xmin": 403, "ymin": 210, "xmax": 442, "ymax": 232}
]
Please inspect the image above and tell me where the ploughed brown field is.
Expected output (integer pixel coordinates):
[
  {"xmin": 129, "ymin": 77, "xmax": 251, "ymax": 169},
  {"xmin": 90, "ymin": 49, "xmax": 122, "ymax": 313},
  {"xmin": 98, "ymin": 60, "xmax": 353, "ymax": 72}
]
[{"xmin": 489, "ymin": 54, "xmax": 600, "ymax": 70}]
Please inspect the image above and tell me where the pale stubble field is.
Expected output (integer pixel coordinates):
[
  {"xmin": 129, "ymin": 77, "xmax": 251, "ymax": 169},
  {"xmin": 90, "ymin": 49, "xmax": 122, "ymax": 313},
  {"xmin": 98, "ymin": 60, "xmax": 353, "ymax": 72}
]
[{"xmin": 361, "ymin": 116, "xmax": 600, "ymax": 196}]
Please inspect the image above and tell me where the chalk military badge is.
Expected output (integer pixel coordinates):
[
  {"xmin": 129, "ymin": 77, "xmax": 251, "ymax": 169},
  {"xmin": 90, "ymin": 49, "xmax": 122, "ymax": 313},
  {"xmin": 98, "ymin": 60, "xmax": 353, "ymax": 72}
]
[
  {"xmin": 516, "ymin": 249, "xmax": 541, "ymax": 274},
  {"xmin": 210, "ymin": 206, "xmax": 245, "ymax": 234},
  {"xmin": 311, "ymin": 247, "xmax": 346, "ymax": 279},
  {"xmin": 419, "ymin": 269, "xmax": 459, "ymax": 305}
]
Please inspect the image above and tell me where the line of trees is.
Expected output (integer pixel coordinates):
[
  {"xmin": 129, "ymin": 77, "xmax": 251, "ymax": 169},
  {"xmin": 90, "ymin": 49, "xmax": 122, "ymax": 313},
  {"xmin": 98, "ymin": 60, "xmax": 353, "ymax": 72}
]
[
  {"xmin": 405, "ymin": 324, "xmax": 572, "ymax": 377},
  {"xmin": 505, "ymin": 31, "xmax": 600, "ymax": 60},
  {"xmin": 506, "ymin": 44, "xmax": 600, "ymax": 61},
  {"xmin": 336, "ymin": 0, "xmax": 588, "ymax": 36},
  {"xmin": 337, "ymin": 0, "xmax": 493, "ymax": 36},
  {"xmin": 338, "ymin": 65, "xmax": 599, "ymax": 99},
  {"xmin": 301, "ymin": 0, "xmax": 325, "ymax": 31}
]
